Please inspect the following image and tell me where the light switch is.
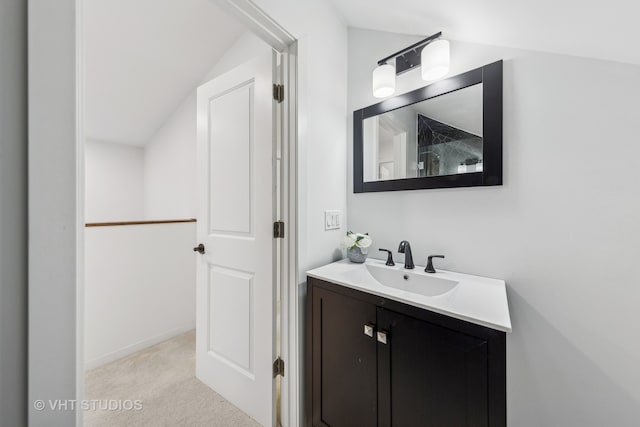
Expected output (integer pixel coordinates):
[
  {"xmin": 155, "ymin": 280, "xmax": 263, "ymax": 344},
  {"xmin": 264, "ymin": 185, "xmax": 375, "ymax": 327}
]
[{"xmin": 324, "ymin": 210, "xmax": 341, "ymax": 231}]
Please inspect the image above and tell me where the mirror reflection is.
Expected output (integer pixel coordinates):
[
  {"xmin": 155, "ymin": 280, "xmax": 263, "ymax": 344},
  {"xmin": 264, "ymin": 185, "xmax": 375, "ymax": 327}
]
[{"xmin": 362, "ymin": 83, "xmax": 483, "ymax": 182}]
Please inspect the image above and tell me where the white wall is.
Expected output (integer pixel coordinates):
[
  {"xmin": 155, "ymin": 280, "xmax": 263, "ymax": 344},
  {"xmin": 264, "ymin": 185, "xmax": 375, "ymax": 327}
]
[
  {"xmin": 144, "ymin": 32, "xmax": 269, "ymax": 220},
  {"xmin": 28, "ymin": 0, "xmax": 78, "ymax": 425},
  {"xmin": 143, "ymin": 95, "xmax": 198, "ymax": 219},
  {"xmin": 0, "ymin": 0, "xmax": 27, "ymax": 425},
  {"xmin": 84, "ymin": 140, "xmax": 144, "ymax": 222},
  {"xmin": 84, "ymin": 222, "xmax": 196, "ymax": 369},
  {"xmin": 348, "ymin": 28, "xmax": 640, "ymax": 425},
  {"xmin": 250, "ymin": 0, "xmax": 349, "ymax": 274},
  {"xmin": 202, "ymin": 31, "xmax": 271, "ymax": 81}
]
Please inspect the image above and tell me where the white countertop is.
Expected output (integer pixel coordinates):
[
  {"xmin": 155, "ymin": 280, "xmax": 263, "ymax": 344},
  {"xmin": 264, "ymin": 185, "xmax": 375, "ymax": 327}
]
[{"xmin": 307, "ymin": 258, "xmax": 512, "ymax": 332}]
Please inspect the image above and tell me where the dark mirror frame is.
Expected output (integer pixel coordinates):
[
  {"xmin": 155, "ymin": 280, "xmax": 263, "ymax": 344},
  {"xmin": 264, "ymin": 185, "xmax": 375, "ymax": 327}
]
[{"xmin": 353, "ymin": 60, "xmax": 503, "ymax": 193}]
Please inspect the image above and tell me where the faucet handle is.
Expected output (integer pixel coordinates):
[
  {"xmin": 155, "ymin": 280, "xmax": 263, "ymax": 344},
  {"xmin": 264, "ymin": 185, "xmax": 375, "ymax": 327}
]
[
  {"xmin": 378, "ymin": 249, "xmax": 395, "ymax": 266},
  {"xmin": 425, "ymin": 255, "xmax": 445, "ymax": 273}
]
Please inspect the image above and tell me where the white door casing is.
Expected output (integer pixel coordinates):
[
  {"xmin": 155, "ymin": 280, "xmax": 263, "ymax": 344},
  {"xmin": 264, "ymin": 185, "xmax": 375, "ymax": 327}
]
[{"xmin": 196, "ymin": 53, "xmax": 275, "ymax": 426}]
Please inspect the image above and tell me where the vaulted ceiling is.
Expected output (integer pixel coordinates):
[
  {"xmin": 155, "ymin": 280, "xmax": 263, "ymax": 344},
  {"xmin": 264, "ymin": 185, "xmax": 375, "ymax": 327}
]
[
  {"xmin": 83, "ymin": 0, "xmax": 245, "ymax": 146},
  {"xmin": 85, "ymin": 0, "xmax": 638, "ymax": 147},
  {"xmin": 329, "ymin": 0, "xmax": 640, "ymax": 65}
]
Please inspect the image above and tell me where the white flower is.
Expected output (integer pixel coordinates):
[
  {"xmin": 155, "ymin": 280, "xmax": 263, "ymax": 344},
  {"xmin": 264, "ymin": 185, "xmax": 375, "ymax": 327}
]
[
  {"xmin": 355, "ymin": 233, "xmax": 373, "ymax": 254},
  {"xmin": 355, "ymin": 234, "xmax": 372, "ymax": 249},
  {"xmin": 342, "ymin": 233, "xmax": 357, "ymax": 248},
  {"xmin": 342, "ymin": 231, "xmax": 372, "ymax": 254}
]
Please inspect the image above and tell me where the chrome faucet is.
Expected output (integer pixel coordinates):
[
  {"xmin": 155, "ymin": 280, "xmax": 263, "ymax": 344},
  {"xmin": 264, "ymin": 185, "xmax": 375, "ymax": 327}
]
[{"xmin": 397, "ymin": 240, "xmax": 414, "ymax": 269}]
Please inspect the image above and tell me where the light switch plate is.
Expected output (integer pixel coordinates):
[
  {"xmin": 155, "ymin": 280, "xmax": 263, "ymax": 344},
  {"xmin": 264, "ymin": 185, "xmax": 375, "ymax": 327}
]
[{"xmin": 324, "ymin": 210, "xmax": 341, "ymax": 231}]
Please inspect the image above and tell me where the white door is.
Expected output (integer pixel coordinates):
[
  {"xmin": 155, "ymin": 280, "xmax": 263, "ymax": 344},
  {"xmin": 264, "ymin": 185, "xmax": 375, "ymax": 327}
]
[{"xmin": 195, "ymin": 53, "xmax": 275, "ymax": 426}]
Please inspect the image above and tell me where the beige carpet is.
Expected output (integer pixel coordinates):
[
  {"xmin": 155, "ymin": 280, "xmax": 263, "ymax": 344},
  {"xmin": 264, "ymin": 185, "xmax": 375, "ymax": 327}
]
[{"xmin": 84, "ymin": 331, "xmax": 261, "ymax": 427}]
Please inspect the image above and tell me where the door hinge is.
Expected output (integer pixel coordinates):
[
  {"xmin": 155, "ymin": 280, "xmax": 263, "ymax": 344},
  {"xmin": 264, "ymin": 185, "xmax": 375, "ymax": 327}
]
[
  {"xmin": 273, "ymin": 357, "xmax": 285, "ymax": 378},
  {"xmin": 273, "ymin": 84, "xmax": 284, "ymax": 103},
  {"xmin": 273, "ymin": 221, "xmax": 285, "ymax": 239}
]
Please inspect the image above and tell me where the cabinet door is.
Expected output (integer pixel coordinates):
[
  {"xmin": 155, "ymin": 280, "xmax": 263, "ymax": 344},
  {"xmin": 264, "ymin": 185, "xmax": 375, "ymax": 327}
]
[
  {"xmin": 310, "ymin": 286, "xmax": 378, "ymax": 427},
  {"xmin": 377, "ymin": 308, "xmax": 489, "ymax": 427}
]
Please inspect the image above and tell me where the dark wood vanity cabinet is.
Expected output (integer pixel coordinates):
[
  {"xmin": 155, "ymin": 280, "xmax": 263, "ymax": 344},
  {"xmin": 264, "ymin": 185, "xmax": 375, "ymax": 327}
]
[{"xmin": 306, "ymin": 277, "xmax": 506, "ymax": 427}]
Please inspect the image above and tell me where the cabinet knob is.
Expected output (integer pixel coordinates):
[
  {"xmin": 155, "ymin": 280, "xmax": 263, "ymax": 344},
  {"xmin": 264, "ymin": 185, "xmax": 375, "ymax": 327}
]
[
  {"xmin": 363, "ymin": 323, "xmax": 375, "ymax": 338},
  {"xmin": 377, "ymin": 330, "xmax": 388, "ymax": 344}
]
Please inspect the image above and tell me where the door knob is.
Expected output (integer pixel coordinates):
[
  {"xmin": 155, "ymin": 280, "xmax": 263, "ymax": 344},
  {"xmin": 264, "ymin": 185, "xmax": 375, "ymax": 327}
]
[
  {"xmin": 193, "ymin": 243, "xmax": 205, "ymax": 254},
  {"xmin": 377, "ymin": 330, "xmax": 388, "ymax": 344}
]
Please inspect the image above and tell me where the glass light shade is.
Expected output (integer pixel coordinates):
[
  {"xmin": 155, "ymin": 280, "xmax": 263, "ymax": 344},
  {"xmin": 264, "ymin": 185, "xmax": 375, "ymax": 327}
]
[
  {"xmin": 421, "ymin": 39, "xmax": 450, "ymax": 81},
  {"xmin": 372, "ymin": 63, "xmax": 396, "ymax": 98}
]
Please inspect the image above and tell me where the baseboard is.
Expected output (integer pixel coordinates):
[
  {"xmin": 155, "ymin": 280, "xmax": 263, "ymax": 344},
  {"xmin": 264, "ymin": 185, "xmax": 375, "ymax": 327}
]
[{"xmin": 84, "ymin": 325, "xmax": 195, "ymax": 370}]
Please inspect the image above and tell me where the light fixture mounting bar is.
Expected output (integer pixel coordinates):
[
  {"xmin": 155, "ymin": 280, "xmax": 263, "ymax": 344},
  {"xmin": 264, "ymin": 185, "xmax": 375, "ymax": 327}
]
[{"xmin": 377, "ymin": 31, "xmax": 443, "ymax": 75}]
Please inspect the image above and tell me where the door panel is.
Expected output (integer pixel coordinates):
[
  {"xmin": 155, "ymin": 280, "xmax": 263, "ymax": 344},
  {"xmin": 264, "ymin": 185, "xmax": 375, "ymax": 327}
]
[
  {"xmin": 378, "ymin": 308, "xmax": 489, "ymax": 427},
  {"xmin": 196, "ymin": 53, "xmax": 275, "ymax": 427},
  {"xmin": 209, "ymin": 82, "xmax": 253, "ymax": 235},
  {"xmin": 209, "ymin": 266, "xmax": 254, "ymax": 374},
  {"xmin": 311, "ymin": 285, "xmax": 377, "ymax": 427}
]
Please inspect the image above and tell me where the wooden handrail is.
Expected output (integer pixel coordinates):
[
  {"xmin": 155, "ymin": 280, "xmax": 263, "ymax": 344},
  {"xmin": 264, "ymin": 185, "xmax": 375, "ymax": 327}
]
[{"xmin": 85, "ymin": 218, "xmax": 196, "ymax": 228}]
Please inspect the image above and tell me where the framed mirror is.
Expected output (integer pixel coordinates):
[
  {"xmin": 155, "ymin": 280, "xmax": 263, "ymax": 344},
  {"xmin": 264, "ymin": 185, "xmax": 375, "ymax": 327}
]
[{"xmin": 354, "ymin": 60, "xmax": 502, "ymax": 192}]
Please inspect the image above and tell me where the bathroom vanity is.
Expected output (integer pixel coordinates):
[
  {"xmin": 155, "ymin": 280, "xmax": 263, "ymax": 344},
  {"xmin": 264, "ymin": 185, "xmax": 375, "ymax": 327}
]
[{"xmin": 305, "ymin": 259, "xmax": 511, "ymax": 427}]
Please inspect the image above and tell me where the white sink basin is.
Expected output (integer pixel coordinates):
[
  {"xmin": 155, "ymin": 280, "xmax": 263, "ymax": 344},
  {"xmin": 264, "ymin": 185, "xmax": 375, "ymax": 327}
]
[
  {"xmin": 307, "ymin": 258, "xmax": 512, "ymax": 332},
  {"xmin": 365, "ymin": 263, "xmax": 458, "ymax": 297}
]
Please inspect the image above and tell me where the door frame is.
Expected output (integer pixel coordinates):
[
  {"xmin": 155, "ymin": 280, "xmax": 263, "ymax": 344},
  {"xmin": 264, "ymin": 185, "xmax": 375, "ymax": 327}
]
[
  {"xmin": 28, "ymin": 0, "xmax": 298, "ymax": 425},
  {"xmin": 209, "ymin": 6, "xmax": 300, "ymax": 426}
]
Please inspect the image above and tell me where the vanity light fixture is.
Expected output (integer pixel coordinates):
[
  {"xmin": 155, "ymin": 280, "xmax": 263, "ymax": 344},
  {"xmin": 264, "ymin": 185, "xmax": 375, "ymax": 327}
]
[
  {"xmin": 372, "ymin": 62, "xmax": 396, "ymax": 98},
  {"xmin": 421, "ymin": 38, "xmax": 450, "ymax": 81},
  {"xmin": 372, "ymin": 31, "xmax": 450, "ymax": 98}
]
